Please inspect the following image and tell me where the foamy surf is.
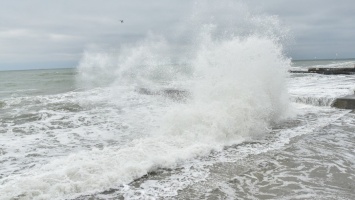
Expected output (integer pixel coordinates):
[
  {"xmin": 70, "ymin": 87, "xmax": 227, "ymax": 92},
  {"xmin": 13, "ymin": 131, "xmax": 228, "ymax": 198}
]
[
  {"xmin": 289, "ymin": 73, "xmax": 355, "ymax": 106},
  {"xmin": 1, "ymin": 1, "xmax": 295, "ymax": 199}
]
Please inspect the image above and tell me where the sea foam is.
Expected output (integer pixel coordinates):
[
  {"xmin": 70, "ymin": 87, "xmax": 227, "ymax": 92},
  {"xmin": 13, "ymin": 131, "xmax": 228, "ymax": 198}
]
[{"xmin": 0, "ymin": 1, "xmax": 293, "ymax": 199}]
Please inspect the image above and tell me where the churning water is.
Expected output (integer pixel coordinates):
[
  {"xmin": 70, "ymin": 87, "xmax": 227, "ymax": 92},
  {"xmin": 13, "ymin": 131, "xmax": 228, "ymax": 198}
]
[{"xmin": 1, "ymin": 1, "xmax": 355, "ymax": 200}]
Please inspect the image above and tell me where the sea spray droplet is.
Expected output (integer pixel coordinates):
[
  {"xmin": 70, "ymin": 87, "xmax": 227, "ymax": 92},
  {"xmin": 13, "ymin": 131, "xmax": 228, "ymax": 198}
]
[{"xmin": 1, "ymin": 1, "xmax": 293, "ymax": 199}]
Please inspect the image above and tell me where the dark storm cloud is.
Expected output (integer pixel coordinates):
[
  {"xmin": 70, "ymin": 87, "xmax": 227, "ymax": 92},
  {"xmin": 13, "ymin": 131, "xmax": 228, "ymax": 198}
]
[{"xmin": 0, "ymin": 0, "xmax": 354, "ymax": 70}]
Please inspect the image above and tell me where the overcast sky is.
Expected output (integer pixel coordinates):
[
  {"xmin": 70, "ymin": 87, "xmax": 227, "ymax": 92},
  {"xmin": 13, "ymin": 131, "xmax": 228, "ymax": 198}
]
[{"xmin": 0, "ymin": 0, "xmax": 354, "ymax": 70}]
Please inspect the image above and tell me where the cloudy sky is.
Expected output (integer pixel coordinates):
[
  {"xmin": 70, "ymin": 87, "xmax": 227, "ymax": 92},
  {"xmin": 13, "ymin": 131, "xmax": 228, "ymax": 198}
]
[{"xmin": 0, "ymin": 0, "xmax": 354, "ymax": 70}]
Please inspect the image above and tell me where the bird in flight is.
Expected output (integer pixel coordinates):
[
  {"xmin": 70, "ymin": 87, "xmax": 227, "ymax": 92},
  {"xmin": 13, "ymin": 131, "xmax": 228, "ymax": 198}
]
[{"xmin": 120, "ymin": 20, "xmax": 124, "ymax": 23}]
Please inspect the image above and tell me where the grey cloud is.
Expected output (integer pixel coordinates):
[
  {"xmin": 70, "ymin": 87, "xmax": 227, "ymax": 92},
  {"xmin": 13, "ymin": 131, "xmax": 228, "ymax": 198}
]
[
  {"xmin": 260, "ymin": 0, "xmax": 355, "ymax": 59},
  {"xmin": 0, "ymin": 0, "xmax": 354, "ymax": 70},
  {"xmin": 0, "ymin": 0, "xmax": 192, "ymax": 70}
]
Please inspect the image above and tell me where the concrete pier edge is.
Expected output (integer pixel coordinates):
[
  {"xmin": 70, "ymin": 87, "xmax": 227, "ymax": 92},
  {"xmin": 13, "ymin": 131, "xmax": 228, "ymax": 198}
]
[
  {"xmin": 332, "ymin": 94, "xmax": 355, "ymax": 109},
  {"xmin": 290, "ymin": 66, "xmax": 355, "ymax": 75},
  {"xmin": 289, "ymin": 66, "xmax": 355, "ymax": 109}
]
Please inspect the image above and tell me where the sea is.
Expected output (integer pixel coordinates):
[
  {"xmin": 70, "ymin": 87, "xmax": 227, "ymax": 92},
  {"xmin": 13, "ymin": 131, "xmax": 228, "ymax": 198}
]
[
  {"xmin": 1, "ymin": 57, "xmax": 355, "ymax": 200},
  {"xmin": 1, "ymin": 2, "xmax": 355, "ymax": 199}
]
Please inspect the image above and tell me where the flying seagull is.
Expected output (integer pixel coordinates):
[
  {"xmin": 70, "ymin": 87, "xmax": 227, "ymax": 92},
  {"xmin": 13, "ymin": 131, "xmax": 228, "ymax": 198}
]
[{"xmin": 120, "ymin": 20, "xmax": 124, "ymax": 23}]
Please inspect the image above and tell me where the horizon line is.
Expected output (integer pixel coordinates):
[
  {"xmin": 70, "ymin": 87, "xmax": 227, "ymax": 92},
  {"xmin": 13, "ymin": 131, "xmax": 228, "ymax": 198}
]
[{"xmin": 1, "ymin": 57, "xmax": 355, "ymax": 72}]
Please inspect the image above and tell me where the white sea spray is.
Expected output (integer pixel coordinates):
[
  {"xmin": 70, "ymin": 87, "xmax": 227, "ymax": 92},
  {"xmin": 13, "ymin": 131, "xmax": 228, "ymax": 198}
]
[{"xmin": 0, "ymin": 1, "xmax": 294, "ymax": 199}]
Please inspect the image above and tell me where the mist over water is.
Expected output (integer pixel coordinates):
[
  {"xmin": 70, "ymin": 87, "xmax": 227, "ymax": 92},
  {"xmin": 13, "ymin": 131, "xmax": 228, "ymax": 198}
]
[
  {"xmin": 77, "ymin": 0, "xmax": 292, "ymax": 140},
  {"xmin": 77, "ymin": 0, "xmax": 290, "ymax": 88},
  {"xmin": 0, "ymin": 1, "xmax": 302, "ymax": 199}
]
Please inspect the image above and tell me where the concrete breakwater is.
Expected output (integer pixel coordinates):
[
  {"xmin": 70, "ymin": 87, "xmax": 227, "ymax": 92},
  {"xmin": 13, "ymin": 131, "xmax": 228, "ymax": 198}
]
[
  {"xmin": 289, "ymin": 66, "xmax": 355, "ymax": 109},
  {"xmin": 332, "ymin": 95, "xmax": 355, "ymax": 109},
  {"xmin": 290, "ymin": 67, "xmax": 355, "ymax": 75}
]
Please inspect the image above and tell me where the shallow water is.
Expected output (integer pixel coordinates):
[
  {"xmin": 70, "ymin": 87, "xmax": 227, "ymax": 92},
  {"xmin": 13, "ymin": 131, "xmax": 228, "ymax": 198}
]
[
  {"xmin": 174, "ymin": 110, "xmax": 355, "ymax": 200},
  {"xmin": 74, "ymin": 105, "xmax": 355, "ymax": 200}
]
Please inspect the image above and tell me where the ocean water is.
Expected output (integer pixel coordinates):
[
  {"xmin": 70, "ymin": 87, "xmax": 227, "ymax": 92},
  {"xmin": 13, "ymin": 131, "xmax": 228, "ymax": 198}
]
[{"xmin": 1, "ymin": 2, "xmax": 355, "ymax": 200}]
